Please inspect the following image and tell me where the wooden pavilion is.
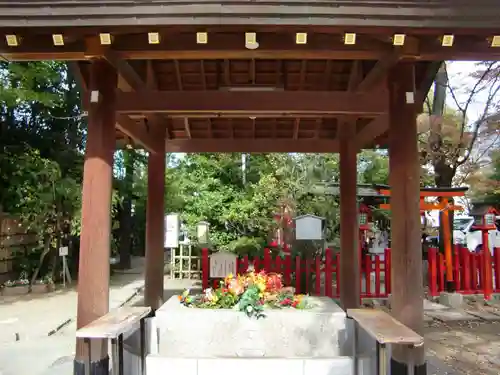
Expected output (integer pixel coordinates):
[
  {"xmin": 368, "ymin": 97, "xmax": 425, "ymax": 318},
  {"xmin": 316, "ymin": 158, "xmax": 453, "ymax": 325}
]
[{"xmin": 2, "ymin": 1, "xmax": 500, "ymax": 375}]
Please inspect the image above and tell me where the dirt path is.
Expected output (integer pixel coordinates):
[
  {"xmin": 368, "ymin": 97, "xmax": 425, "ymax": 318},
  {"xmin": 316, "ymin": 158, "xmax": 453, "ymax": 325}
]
[{"xmin": 425, "ymin": 320, "xmax": 500, "ymax": 375}]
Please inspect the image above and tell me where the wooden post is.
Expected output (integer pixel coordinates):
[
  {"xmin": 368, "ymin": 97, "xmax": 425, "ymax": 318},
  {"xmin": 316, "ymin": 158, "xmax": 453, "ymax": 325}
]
[
  {"xmin": 74, "ymin": 60, "xmax": 117, "ymax": 375},
  {"xmin": 339, "ymin": 124, "xmax": 360, "ymax": 309},
  {"xmin": 144, "ymin": 138, "xmax": 166, "ymax": 310},
  {"xmin": 388, "ymin": 62, "xmax": 426, "ymax": 374}
]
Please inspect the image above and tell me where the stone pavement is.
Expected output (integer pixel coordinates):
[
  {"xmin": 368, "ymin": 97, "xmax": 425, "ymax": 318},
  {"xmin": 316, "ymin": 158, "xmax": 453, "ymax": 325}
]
[
  {"xmin": 0, "ymin": 272, "xmax": 198, "ymax": 375},
  {"xmin": 0, "ymin": 271, "xmax": 144, "ymax": 344}
]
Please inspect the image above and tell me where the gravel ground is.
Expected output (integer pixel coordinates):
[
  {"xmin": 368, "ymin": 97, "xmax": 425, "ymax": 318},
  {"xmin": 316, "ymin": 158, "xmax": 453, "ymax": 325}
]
[{"xmin": 425, "ymin": 320, "xmax": 500, "ymax": 375}]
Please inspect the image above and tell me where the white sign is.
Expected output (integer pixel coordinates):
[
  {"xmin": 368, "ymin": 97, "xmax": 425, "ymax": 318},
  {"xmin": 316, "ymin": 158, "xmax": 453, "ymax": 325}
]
[
  {"xmin": 294, "ymin": 214, "xmax": 324, "ymax": 240},
  {"xmin": 209, "ymin": 251, "xmax": 237, "ymax": 278},
  {"xmin": 59, "ymin": 246, "xmax": 68, "ymax": 256},
  {"xmin": 164, "ymin": 214, "xmax": 180, "ymax": 248}
]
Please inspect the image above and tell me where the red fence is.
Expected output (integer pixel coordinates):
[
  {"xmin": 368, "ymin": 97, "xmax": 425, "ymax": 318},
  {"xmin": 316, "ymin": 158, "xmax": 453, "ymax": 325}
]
[
  {"xmin": 427, "ymin": 245, "xmax": 500, "ymax": 300},
  {"xmin": 202, "ymin": 247, "xmax": 391, "ymax": 298},
  {"xmin": 201, "ymin": 246, "xmax": 500, "ymax": 300}
]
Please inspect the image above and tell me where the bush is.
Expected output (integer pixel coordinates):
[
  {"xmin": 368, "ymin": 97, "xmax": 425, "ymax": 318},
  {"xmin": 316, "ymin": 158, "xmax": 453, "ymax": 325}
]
[{"xmin": 226, "ymin": 236, "xmax": 266, "ymax": 258}]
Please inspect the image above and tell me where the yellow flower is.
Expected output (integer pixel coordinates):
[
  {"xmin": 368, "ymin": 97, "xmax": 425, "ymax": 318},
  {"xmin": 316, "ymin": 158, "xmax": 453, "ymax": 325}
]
[{"xmin": 257, "ymin": 282, "xmax": 266, "ymax": 293}]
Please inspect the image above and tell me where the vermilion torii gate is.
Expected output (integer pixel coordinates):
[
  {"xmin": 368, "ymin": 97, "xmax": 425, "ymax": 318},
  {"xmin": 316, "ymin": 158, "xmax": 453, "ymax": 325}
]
[{"xmin": 2, "ymin": 2, "xmax": 500, "ymax": 375}]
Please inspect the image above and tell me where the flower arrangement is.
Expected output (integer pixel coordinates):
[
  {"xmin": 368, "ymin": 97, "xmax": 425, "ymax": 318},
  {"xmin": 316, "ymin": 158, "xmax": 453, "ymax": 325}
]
[
  {"xmin": 3, "ymin": 278, "xmax": 29, "ymax": 288},
  {"xmin": 35, "ymin": 275, "xmax": 54, "ymax": 285},
  {"xmin": 179, "ymin": 270, "xmax": 310, "ymax": 319}
]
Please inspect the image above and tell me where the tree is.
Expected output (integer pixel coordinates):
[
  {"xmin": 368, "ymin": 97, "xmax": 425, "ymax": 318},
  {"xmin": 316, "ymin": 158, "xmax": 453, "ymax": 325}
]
[
  {"xmin": 0, "ymin": 61, "xmax": 85, "ymax": 282},
  {"xmin": 420, "ymin": 62, "xmax": 500, "ymax": 188}
]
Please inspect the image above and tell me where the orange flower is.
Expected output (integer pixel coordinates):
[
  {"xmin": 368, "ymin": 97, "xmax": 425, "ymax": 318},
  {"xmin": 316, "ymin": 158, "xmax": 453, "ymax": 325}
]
[
  {"xmin": 228, "ymin": 279, "xmax": 244, "ymax": 295},
  {"xmin": 265, "ymin": 273, "xmax": 283, "ymax": 292}
]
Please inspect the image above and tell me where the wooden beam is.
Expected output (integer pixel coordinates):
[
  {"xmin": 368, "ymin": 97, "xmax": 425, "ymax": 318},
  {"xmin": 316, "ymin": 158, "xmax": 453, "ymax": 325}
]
[
  {"xmin": 102, "ymin": 49, "xmax": 146, "ymax": 91},
  {"xmin": 3, "ymin": 31, "xmax": 500, "ymax": 62},
  {"xmin": 347, "ymin": 61, "xmax": 362, "ymax": 91},
  {"xmin": 115, "ymin": 91, "xmax": 388, "ymax": 115},
  {"xmin": 388, "ymin": 62, "xmax": 425, "ymax": 373},
  {"xmin": 380, "ymin": 203, "xmax": 463, "ymax": 211},
  {"xmin": 75, "ymin": 59, "xmax": 117, "ymax": 373},
  {"xmin": 69, "ymin": 61, "xmax": 90, "ymax": 92},
  {"xmin": 144, "ymin": 129, "xmax": 166, "ymax": 311},
  {"xmin": 97, "ymin": 51, "xmax": 167, "ymax": 148},
  {"xmin": 339, "ymin": 121, "xmax": 360, "ymax": 309},
  {"xmin": 146, "ymin": 60, "xmax": 158, "ymax": 90},
  {"xmin": 164, "ymin": 138, "xmax": 339, "ymax": 153},
  {"xmin": 355, "ymin": 115, "xmax": 388, "ymax": 149},
  {"xmin": 116, "ymin": 114, "xmax": 163, "ymax": 153},
  {"xmin": 356, "ymin": 51, "xmax": 401, "ymax": 92},
  {"xmin": 183, "ymin": 118, "xmax": 192, "ymax": 139},
  {"xmin": 416, "ymin": 61, "xmax": 442, "ymax": 104}
]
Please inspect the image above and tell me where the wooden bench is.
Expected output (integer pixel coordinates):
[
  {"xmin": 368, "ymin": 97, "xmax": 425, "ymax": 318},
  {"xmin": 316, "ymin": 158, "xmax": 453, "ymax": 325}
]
[
  {"xmin": 76, "ymin": 306, "xmax": 152, "ymax": 375},
  {"xmin": 347, "ymin": 309, "xmax": 424, "ymax": 375}
]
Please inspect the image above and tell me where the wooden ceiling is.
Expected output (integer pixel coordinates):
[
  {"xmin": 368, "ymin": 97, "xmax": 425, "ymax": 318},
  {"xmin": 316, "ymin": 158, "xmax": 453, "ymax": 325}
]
[{"xmin": 72, "ymin": 49, "xmax": 434, "ymax": 153}]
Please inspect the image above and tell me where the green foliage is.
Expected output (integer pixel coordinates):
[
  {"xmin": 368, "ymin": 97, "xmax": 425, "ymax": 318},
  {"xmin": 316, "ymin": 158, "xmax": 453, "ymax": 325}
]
[
  {"xmin": 226, "ymin": 236, "xmax": 267, "ymax": 258},
  {"xmin": 238, "ymin": 284, "xmax": 265, "ymax": 318},
  {"xmin": 0, "ymin": 61, "xmax": 85, "ymax": 280}
]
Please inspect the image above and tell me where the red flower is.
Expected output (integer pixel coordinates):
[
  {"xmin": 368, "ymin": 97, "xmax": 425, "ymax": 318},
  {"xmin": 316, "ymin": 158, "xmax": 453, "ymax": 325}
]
[
  {"xmin": 280, "ymin": 298, "xmax": 291, "ymax": 306},
  {"xmin": 291, "ymin": 301, "xmax": 299, "ymax": 308},
  {"xmin": 266, "ymin": 273, "xmax": 283, "ymax": 292}
]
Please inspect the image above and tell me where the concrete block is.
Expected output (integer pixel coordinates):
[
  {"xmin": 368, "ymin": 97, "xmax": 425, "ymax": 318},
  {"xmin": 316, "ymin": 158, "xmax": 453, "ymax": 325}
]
[
  {"xmin": 466, "ymin": 310, "xmax": 500, "ymax": 321},
  {"xmin": 156, "ymin": 296, "xmax": 348, "ymax": 358},
  {"xmin": 145, "ymin": 357, "xmax": 358, "ymax": 375},
  {"xmin": 198, "ymin": 359, "xmax": 304, "ymax": 375},
  {"xmin": 146, "ymin": 356, "xmax": 197, "ymax": 375},
  {"xmin": 425, "ymin": 309, "xmax": 480, "ymax": 322},
  {"xmin": 304, "ymin": 358, "xmax": 352, "ymax": 375},
  {"xmin": 439, "ymin": 292, "xmax": 464, "ymax": 309},
  {"xmin": 423, "ymin": 299, "xmax": 449, "ymax": 311}
]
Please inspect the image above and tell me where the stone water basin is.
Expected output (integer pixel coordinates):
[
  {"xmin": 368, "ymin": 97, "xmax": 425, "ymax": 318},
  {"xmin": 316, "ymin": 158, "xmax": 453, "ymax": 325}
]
[{"xmin": 155, "ymin": 296, "xmax": 348, "ymax": 358}]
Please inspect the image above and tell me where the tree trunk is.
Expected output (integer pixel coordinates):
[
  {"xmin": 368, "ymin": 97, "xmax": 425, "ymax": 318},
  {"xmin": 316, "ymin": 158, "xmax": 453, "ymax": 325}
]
[
  {"xmin": 119, "ymin": 150, "xmax": 134, "ymax": 269},
  {"xmin": 30, "ymin": 235, "xmax": 51, "ymax": 286},
  {"xmin": 431, "ymin": 63, "xmax": 455, "ymax": 252}
]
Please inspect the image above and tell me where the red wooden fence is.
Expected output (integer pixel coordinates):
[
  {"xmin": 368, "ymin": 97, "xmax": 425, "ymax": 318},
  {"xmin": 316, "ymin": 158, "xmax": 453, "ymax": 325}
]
[
  {"xmin": 427, "ymin": 245, "xmax": 500, "ymax": 300},
  {"xmin": 202, "ymin": 246, "xmax": 500, "ymax": 300}
]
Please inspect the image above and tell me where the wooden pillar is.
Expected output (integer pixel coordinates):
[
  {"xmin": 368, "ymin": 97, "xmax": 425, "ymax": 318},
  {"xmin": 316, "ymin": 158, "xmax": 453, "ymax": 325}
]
[
  {"xmin": 74, "ymin": 60, "xmax": 117, "ymax": 375},
  {"xmin": 144, "ymin": 139, "xmax": 166, "ymax": 310},
  {"xmin": 339, "ymin": 124, "xmax": 360, "ymax": 309},
  {"xmin": 388, "ymin": 62, "xmax": 426, "ymax": 374}
]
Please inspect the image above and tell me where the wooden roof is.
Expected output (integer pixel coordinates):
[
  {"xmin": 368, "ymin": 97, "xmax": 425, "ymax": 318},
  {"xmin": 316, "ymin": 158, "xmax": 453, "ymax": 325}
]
[
  {"xmin": 1, "ymin": 1, "xmax": 500, "ymax": 29},
  {"xmin": 1, "ymin": 1, "xmax": 500, "ymax": 153}
]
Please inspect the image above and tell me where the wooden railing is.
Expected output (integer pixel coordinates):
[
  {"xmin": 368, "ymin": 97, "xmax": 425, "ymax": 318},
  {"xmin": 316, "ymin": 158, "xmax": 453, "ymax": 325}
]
[
  {"xmin": 76, "ymin": 306, "xmax": 151, "ymax": 375},
  {"xmin": 347, "ymin": 309, "xmax": 423, "ymax": 375}
]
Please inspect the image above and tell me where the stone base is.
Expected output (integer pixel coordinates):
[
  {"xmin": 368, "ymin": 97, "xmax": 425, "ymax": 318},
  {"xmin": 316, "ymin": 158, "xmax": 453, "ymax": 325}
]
[
  {"xmin": 156, "ymin": 296, "xmax": 348, "ymax": 358},
  {"xmin": 391, "ymin": 358, "xmax": 427, "ymax": 375},
  {"xmin": 146, "ymin": 356, "xmax": 372, "ymax": 375},
  {"xmin": 31, "ymin": 283, "xmax": 55, "ymax": 294},
  {"xmin": 2, "ymin": 285, "xmax": 29, "ymax": 296},
  {"xmin": 439, "ymin": 292, "xmax": 464, "ymax": 309},
  {"xmin": 73, "ymin": 356, "xmax": 109, "ymax": 375}
]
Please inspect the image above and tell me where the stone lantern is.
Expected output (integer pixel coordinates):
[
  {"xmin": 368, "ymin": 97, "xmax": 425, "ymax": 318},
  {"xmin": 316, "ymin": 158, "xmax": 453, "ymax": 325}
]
[
  {"xmin": 197, "ymin": 220, "xmax": 210, "ymax": 245},
  {"xmin": 471, "ymin": 206, "xmax": 497, "ymax": 231},
  {"xmin": 358, "ymin": 203, "xmax": 372, "ymax": 231}
]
